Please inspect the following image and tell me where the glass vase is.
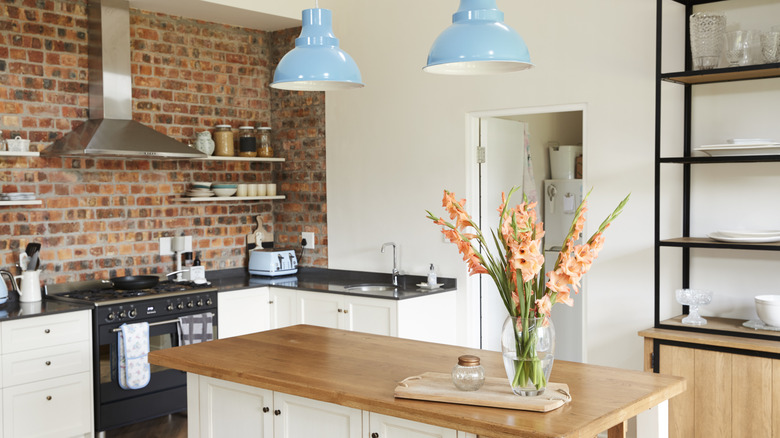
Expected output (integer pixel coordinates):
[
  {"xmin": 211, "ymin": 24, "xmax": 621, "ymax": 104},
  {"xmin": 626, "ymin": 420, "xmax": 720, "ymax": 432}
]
[{"xmin": 501, "ymin": 316, "xmax": 555, "ymax": 396}]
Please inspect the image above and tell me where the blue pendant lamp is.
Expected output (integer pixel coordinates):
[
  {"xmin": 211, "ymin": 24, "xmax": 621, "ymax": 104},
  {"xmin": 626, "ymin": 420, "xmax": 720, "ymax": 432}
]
[
  {"xmin": 424, "ymin": 0, "xmax": 533, "ymax": 75},
  {"xmin": 271, "ymin": 3, "xmax": 364, "ymax": 91}
]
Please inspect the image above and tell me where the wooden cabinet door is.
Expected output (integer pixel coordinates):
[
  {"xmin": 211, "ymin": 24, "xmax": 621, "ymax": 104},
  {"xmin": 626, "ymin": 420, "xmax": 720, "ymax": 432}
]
[
  {"xmin": 273, "ymin": 391, "xmax": 362, "ymax": 438},
  {"xmin": 659, "ymin": 344, "xmax": 694, "ymax": 438},
  {"xmin": 218, "ymin": 287, "xmax": 270, "ymax": 339},
  {"xmin": 199, "ymin": 375, "xmax": 273, "ymax": 438},
  {"xmin": 343, "ymin": 296, "xmax": 396, "ymax": 336},
  {"xmin": 369, "ymin": 412, "xmax": 457, "ymax": 438},
  {"xmin": 730, "ymin": 354, "xmax": 772, "ymax": 437},
  {"xmin": 297, "ymin": 290, "xmax": 341, "ymax": 329}
]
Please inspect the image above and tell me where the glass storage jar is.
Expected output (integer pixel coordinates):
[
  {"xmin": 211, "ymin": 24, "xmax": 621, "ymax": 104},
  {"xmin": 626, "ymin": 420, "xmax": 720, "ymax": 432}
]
[
  {"xmin": 451, "ymin": 355, "xmax": 485, "ymax": 391},
  {"xmin": 257, "ymin": 127, "xmax": 273, "ymax": 157},
  {"xmin": 238, "ymin": 126, "xmax": 257, "ymax": 157},
  {"xmin": 214, "ymin": 125, "xmax": 234, "ymax": 156}
]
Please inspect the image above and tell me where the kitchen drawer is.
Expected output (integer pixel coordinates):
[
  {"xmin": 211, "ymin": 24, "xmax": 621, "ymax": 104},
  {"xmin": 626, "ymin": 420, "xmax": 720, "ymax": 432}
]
[
  {"xmin": 2, "ymin": 371, "xmax": 92, "ymax": 438},
  {"xmin": 0, "ymin": 310, "xmax": 90, "ymax": 354},
  {"xmin": 2, "ymin": 341, "xmax": 91, "ymax": 387}
]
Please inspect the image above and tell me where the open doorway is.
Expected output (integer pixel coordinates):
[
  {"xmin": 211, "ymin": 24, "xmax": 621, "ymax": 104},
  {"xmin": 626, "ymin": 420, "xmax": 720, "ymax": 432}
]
[{"xmin": 466, "ymin": 104, "xmax": 586, "ymax": 362}]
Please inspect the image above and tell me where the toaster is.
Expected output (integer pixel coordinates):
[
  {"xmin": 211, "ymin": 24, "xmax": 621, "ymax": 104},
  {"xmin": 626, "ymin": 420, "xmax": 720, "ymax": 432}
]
[{"xmin": 248, "ymin": 249, "xmax": 298, "ymax": 277}]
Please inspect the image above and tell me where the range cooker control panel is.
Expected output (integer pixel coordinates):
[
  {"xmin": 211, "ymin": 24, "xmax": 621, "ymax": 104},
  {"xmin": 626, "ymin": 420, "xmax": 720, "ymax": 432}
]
[{"xmin": 96, "ymin": 292, "xmax": 218, "ymax": 324}]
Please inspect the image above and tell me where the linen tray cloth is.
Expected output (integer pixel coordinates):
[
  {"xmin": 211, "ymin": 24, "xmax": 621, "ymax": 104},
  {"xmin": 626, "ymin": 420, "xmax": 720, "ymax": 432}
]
[{"xmin": 394, "ymin": 372, "xmax": 571, "ymax": 412}]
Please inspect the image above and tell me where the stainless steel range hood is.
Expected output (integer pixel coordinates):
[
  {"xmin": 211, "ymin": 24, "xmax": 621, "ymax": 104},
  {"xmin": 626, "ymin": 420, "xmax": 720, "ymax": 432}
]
[{"xmin": 43, "ymin": 0, "xmax": 205, "ymax": 159}]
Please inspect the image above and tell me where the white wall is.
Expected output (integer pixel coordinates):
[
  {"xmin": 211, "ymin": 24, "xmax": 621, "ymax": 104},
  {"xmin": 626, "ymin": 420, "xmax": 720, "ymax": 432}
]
[{"xmin": 325, "ymin": 0, "xmax": 657, "ymax": 370}]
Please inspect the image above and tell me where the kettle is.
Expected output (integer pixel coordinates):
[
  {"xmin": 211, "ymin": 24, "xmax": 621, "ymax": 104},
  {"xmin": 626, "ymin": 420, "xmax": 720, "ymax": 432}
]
[{"xmin": 0, "ymin": 270, "xmax": 19, "ymax": 305}]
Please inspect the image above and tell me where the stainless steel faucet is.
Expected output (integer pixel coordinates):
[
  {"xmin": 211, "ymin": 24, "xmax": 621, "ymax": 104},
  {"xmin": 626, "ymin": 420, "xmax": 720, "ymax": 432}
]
[{"xmin": 381, "ymin": 242, "xmax": 399, "ymax": 286}]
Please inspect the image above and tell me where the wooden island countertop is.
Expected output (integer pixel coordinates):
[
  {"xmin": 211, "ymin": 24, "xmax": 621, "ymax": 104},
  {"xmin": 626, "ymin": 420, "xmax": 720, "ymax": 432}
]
[{"xmin": 149, "ymin": 325, "xmax": 685, "ymax": 438}]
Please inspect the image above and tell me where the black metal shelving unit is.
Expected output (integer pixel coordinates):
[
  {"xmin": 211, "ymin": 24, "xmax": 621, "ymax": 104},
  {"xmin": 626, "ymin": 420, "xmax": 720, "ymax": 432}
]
[{"xmin": 654, "ymin": 0, "xmax": 780, "ymax": 341}]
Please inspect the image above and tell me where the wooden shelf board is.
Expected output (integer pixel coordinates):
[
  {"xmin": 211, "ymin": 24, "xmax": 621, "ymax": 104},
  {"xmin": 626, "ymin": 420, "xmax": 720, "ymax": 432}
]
[
  {"xmin": 640, "ymin": 316, "xmax": 780, "ymax": 354},
  {"xmin": 0, "ymin": 150, "xmax": 39, "ymax": 157},
  {"xmin": 184, "ymin": 195, "xmax": 285, "ymax": 202},
  {"xmin": 659, "ymin": 237, "xmax": 780, "ymax": 250},
  {"xmin": 0, "ymin": 200, "xmax": 42, "ymax": 206},
  {"xmin": 195, "ymin": 156, "xmax": 284, "ymax": 162},
  {"xmin": 660, "ymin": 154, "xmax": 780, "ymax": 164},
  {"xmin": 662, "ymin": 64, "xmax": 780, "ymax": 85}
]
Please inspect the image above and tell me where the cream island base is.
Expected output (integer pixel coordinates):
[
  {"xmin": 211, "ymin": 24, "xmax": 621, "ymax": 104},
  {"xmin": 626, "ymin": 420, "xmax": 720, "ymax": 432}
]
[{"xmin": 148, "ymin": 325, "xmax": 685, "ymax": 438}]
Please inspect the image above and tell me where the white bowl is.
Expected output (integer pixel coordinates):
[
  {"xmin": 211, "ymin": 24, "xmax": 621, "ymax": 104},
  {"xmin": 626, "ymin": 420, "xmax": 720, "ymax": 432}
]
[
  {"xmin": 755, "ymin": 295, "xmax": 780, "ymax": 327},
  {"xmin": 212, "ymin": 188, "xmax": 237, "ymax": 197}
]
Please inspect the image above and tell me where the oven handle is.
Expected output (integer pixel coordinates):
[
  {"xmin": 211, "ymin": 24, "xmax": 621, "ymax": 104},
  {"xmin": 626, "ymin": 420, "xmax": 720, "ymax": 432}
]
[{"xmin": 111, "ymin": 318, "xmax": 180, "ymax": 333}]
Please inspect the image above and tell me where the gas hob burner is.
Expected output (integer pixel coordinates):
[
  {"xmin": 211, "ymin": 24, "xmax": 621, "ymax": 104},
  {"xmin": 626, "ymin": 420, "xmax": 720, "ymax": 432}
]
[{"xmin": 45, "ymin": 278, "xmax": 217, "ymax": 306}]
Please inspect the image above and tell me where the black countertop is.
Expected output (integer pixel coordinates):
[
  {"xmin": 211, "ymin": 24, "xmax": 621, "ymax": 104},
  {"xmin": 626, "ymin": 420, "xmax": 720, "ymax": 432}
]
[
  {"xmin": 0, "ymin": 298, "xmax": 92, "ymax": 323},
  {"xmin": 206, "ymin": 267, "xmax": 457, "ymax": 300}
]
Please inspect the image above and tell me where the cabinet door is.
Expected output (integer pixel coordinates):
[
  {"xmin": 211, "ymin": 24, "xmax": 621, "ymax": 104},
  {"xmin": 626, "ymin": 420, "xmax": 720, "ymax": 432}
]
[
  {"xmin": 218, "ymin": 287, "xmax": 270, "ymax": 339},
  {"xmin": 268, "ymin": 288, "xmax": 297, "ymax": 329},
  {"xmin": 297, "ymin": 290, "xmax": 341, "ymax": 329},
  {"xmin": 273, "ymin": 391, "xmax": 361, "ymax": 438},
  {"xmin": 199, "ymin": 375, "xmax": 273, "ymax": 438},
  {"xmin": 3, "ymin": 371, "xmax": 92, "ymax": 438},
  {"xmin": 369, "ymin": 412, "xmax": 457, "ymax": 438},
  {"xmin": 658, "ymin": 344, "xmax": 694, "ymax": 438},
  {"xmin": 343, "ymin": 296, "xmax": 396, "ymax": 336}
]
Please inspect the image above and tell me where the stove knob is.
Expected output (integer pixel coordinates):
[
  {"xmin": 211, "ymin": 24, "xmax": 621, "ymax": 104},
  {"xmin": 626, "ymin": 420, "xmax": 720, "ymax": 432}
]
[
  {"xmin": 206, "ymin": 298, "xmax": 213, "ymax": 306},
  {"xmin": 187, "ymin": 301, "xmax": 194, "ymax": 308},
  {"xmin": 129, "ymin": 309, "xmax": 137, "ymax": 318},
  {"xmin": 177, "ymin": 303, "xmax": 184, "ymax": 310},
  {"xmin": 119, "ymin": 310, "xmax": 127, "ymax": 319},
  {"xmin": 196, "ymin": 299, "xmax": 204, "ymax": 307},
  {"xmin": 167, "ymin": 304, "xmax": 174, "ymax": 311},
  {"xmin": 106, "ymin": 313, "xmax": 115, "ymax": 321}
]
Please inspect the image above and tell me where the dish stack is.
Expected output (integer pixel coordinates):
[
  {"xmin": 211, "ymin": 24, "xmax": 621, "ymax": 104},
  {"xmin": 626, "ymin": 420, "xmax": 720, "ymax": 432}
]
[
  {"xmin": 0, "ymin": 192, "xmax": 35, "ymax": 201},
  {"xmin": 708, "ymin": 230, "xmax": 780, "ymax": 243},
  {"xmin": 185, "ymin": 182, "xmax": 214, "ymax": 197},
  {"xmin": 695, "ymin": 138, "xmax": 780, "ymax": 157}
]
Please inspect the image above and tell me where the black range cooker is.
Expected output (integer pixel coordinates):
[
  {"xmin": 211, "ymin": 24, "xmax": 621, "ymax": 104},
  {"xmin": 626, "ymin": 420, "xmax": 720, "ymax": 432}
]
[{"xmin": 45, "ymin": 279, "xmax": 218, "ymax": 435}]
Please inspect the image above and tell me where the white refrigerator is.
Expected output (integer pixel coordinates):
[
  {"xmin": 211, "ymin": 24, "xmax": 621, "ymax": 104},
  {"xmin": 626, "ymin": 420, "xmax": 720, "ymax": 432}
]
[{"xmin": 543, "ymin": 179, "xmax": 583, "ymax": 363}]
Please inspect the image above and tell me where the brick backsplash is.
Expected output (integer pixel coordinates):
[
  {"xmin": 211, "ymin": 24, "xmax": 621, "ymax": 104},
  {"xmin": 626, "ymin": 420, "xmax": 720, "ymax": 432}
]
[{"xmin": 0, "ymin": 0, "xmax": 327, "ymax": 285}]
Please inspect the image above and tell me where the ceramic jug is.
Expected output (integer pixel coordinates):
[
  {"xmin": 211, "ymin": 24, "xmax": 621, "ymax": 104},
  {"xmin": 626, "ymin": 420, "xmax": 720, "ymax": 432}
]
[
  {"xmin": 14, "ymin": 270, "xmax": 42, "ymax": 302},
  {"xmin": 195, "ymin": 131, "xmax": 215, "ymax": 156}
]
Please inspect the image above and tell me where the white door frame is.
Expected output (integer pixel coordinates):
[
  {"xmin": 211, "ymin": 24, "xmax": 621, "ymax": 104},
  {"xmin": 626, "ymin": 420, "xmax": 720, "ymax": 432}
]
[{"xmin": 464, "ymin": 103, "xmax": 588, "ymax": 355}]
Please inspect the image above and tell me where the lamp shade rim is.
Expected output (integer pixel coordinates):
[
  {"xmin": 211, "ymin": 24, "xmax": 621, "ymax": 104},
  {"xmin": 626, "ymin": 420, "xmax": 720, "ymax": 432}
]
[{"xmin": 423, "ymin": 59, "xmax": 534, "ymax": 75}]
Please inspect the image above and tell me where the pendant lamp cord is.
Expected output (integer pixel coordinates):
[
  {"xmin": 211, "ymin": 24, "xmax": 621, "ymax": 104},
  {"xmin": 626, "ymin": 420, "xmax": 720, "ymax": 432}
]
[{"xmin": 315, "ymin": 0, "xmax": 319, "ymax": 7}]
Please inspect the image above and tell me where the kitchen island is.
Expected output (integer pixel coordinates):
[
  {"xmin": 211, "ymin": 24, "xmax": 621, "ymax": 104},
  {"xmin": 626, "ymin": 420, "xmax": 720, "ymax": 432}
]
[{"xmin": 149, "ymin": 325, "xmax": 685, "ymax": 438}]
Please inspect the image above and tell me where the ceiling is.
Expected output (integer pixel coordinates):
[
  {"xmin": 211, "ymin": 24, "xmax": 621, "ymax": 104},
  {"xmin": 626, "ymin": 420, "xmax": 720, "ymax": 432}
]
[{"xmin": 128, "ymin": 0, "xmax": 302, "ymax": 31}]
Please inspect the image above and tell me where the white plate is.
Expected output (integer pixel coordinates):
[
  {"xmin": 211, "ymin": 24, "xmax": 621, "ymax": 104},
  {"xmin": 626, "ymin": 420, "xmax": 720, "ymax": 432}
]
[
  {"xmin": 417, "ymin": 283, "xmax": 443, "ymax": 290},
  {"xmin": 743, "ymin": 319, "xmax": 780, "ymax": 331},
  {"xmin": 708, "ymin": 231, "xmax": 780, "ymax": 243},
  {"xmin": 716, "ymin": 230, "xmax": 780, "ymax": 239},
  {"xmin": 695, "ymin": 143, "xmax": 780, "ymax": 156},
  {"xmin": 727, "ymin": 138, "xmax": 776, "ymax": 144}
]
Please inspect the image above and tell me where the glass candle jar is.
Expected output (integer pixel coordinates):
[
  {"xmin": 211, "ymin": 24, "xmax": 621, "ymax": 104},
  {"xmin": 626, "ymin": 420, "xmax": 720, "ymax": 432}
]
[
  {"xmin": 214, "ymin": 125, "xmax": 234, "ymax": 156},
  {"xmin": 238, "ymin": 126, "xmax": 257, "ymax": 157},
  {"xmin": 451, "ymin": 355, "xmax": 485, "ymax": 391},
  {"xmin": 257, "ymin": 127, "xmax": 273, "ymax": 157}
]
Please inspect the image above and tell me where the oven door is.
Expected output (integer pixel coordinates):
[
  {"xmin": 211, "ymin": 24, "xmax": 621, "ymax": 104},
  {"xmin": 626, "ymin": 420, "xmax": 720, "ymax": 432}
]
[{"xmin": 96, "ymin": 313, "xmax": 193, "ymax": 430}]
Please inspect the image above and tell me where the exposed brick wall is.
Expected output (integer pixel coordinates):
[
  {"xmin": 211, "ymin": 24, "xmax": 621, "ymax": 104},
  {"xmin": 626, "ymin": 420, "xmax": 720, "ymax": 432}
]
[
  {"xmin": 271, "ymin": 28, "xmax": 327, "ymax": 267},
  {"xmin": 0, "ymin": 0, "xmax": 328, "ymax": 285}
]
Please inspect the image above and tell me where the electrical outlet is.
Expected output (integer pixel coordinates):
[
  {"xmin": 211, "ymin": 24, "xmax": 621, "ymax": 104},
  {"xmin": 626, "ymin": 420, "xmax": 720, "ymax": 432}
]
[
  {"xmin": 302, "ymin": 232, "xmax": 315, "ymax": 249},
  {"xmin": 159, "ymin": 237, "xmax": 173, "ymax": 256}
]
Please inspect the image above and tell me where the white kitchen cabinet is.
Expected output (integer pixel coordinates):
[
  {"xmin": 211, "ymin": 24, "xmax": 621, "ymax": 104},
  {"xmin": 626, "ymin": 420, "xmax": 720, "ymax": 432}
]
[
  {"xmin": 273, "ymin": 391, "xmax": 362, "ymax": 438},
  {"xmin": 268, "ymin": 287, "xmax": 296, "ymax": 330},
  {"xmin": 218, "ymin": 287, "xmax": 270, "ymax": 339},
  {"xmin": 190, "ymin": 375, "xmax": 361, "ymax": 438},
  {"xmin": 197, "ymin": 375, "xmax": 273, "ymax": 437},
  {"xmin": 368, "ymin": 412, "xmax": 458, "ymax": 438},
  {"xmin": 0, "ymin": 310, "xmax": 93, "ymax": 438},
  {"xmin": 277, "ymin": 287, "xmax": 456, "ymax": 343}
]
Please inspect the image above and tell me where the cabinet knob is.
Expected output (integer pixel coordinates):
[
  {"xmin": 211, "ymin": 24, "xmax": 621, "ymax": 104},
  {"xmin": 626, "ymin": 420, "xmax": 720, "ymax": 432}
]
[
  {"xmin": 262, "ymin": 407, "xmax": 270, "ymax": 413},
  {"xmin": 44, "ymin": 328, "xmax": 51, "ymax": 334},
  {"xmin": 343, "ymin": 309, "xmax": 349, "ymax": 314},
  {"xmin": 46, "ymin": 396, "xmax": 52, "ymax": 401},
  {"xmin": 45, "ymin": 361, "xmax": 51, "ymax": 366},
  {"xmin": 371, "ymin": 433, "xmax": 379, "ymax": 438},
  {"xmin": 274, "ymin": 409, "xmax": 281, "ymax": 416},
  {"xmin": 338, "ymin": 308, "xmax": 343, "ymax": 313},
  {"xmin": 269, "ymin": 300, "xmax": 274, "ymax": 304}
]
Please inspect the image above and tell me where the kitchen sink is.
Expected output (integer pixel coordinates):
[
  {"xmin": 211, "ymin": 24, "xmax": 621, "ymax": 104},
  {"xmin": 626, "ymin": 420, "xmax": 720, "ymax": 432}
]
[{"xmin": 343, "ymin": 283, "xmax": 399, "ymax": 292}]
